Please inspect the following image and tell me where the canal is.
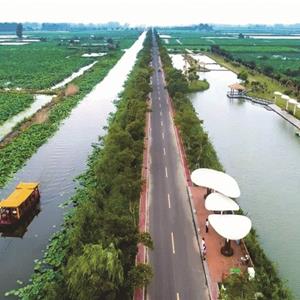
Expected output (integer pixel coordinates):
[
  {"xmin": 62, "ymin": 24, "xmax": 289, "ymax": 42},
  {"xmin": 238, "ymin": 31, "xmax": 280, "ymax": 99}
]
[
  {"xmin": 173, "ymin": 54, "xmax": 300, "ymax": 297},
  {"xmin": 0, "ymin": 31, "xmax": 145, "ymax": 297}
]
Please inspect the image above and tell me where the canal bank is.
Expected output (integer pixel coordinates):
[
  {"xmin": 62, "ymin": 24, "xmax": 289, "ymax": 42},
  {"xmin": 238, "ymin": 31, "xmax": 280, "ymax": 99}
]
[
  {"xmin": 188, "ymin": 58, "xmax": 300, "ymax": 298},
  {"xmin": 0, "ymin": 32, "xmax": 146, "ymax": 298}
]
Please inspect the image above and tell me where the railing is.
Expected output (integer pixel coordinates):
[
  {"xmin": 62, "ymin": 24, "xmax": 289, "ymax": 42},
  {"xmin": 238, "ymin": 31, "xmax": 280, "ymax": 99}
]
[{"xmin": 227, "ymin": 92, "xmax": 272, "ymax": 105}]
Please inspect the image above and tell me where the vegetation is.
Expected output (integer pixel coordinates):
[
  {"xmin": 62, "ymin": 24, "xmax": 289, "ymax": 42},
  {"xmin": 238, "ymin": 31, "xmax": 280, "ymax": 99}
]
[
  {"xmin": 0, "ymin": 30, "xmax": 140, "ymax": 89},
  {"xmin": 0, "ymin": 92, "xmax": 34, "ymax": 125},
  {"xmin": 157, "ymin": 33, "xmax": 292, "ymax": 300},
  {"xmin": 7, "ymin": 31, "xmax": 153, "ymax": 299},
  {"xmin": 188, "ymin": 79, "xmax": 209, "ymax": 93},
  {"xmin": 16, "ymin": 23, "xmax": 23, "ymax": 38},
  {"xmin": 0, "ymin": 51, "xmax": 123, "ymax": 188},
  {"xmin": 158, "ymin": 35, "xmax": 222, "ymax": 171}
]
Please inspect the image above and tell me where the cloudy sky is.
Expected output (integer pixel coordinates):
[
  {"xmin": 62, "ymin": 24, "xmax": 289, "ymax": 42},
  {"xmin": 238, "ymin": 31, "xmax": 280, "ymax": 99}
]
[{"xmin": 1, "ymin": 0, "xmax": 299, "ymax": 26}]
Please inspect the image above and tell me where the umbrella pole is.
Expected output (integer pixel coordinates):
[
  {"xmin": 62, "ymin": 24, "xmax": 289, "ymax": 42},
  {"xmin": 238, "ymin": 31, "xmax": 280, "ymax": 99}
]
[{"xmin": 221, "ymin": 238, "xmax": 234, "ymax": 257}]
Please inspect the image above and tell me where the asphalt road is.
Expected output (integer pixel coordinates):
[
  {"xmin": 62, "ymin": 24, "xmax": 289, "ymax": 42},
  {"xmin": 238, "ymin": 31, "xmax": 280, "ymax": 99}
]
[{"xmin": 147, "ymin": 33, "xmax": 209, "ymax": 300}]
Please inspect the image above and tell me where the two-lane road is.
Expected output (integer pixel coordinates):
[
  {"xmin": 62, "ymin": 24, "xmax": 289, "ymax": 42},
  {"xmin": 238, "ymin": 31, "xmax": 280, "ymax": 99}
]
[{"xmin": 148, "ymin": 33, "xmax": 209, "ymax": 300}]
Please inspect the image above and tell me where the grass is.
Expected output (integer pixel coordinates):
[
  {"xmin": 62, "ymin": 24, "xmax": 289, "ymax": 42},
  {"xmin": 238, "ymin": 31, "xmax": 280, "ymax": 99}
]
[{"xmin": 188, "ymin": 80, "xmax": 209, "ymax": 92}]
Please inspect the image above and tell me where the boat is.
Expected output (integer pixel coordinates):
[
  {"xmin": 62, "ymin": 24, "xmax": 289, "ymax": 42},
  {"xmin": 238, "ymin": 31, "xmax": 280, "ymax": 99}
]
[{"xmin": 0, "ymin": 182, "xmax": 40, "ymax": 226}]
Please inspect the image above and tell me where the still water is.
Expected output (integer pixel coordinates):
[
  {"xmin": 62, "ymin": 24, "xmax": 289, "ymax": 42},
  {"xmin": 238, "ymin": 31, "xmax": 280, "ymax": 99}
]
[
  {"xmin": 0, "ymin": 94, "xmax": 53, "ymax": 141},
  {"xmin": 0, "ymin": 31, "xmax": 145, "ymax": 297},
  {"xmin": 178, "ymin": 56, "xmax": 300, "ymax": 297}
]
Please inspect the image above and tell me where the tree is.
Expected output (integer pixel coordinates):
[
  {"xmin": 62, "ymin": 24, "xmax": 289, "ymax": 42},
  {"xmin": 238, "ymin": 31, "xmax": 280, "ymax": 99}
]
[
  {"xmin": 128, "ymin": 263, "xmax": 153, "ymax": 289},
  {"xmin": 16, "ymin": 23, "xmax": 23, "ymax": 39},
  {"xmin": 238, "ymin": 70, "xmax": 248, "ymax": 82},
  {"xmin": 65, "ymin": 243, "xmax": 124, "ymax": 300}
]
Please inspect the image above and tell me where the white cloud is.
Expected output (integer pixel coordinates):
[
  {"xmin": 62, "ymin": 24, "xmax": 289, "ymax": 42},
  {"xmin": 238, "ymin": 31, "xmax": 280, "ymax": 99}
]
[{"xmin": 1, "ymin": 0, "xmax": 300, "ymax": 25}]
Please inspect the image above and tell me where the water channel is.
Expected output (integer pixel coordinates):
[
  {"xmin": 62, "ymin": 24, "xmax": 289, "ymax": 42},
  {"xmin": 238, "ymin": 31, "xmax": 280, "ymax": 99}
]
[
  {"xmin": 0, "ymin": 94, "xmax": 53, "ymax": 141},
  {"xmin": 171, "ymin": 54, "xmax": 300, "ymax": 297},
  {"xmin": 0, "ymin": 31, "xmax": 146, "ymax": 297}
]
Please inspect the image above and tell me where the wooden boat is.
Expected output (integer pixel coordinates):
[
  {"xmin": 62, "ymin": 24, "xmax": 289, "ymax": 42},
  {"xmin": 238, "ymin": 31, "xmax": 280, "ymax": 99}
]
[{"xmin": 0, "ymin": 182, "xmax": 40, "ymax": 226}]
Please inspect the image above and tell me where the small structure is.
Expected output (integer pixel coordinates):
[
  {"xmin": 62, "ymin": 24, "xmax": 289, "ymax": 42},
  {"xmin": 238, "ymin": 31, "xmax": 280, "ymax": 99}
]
[
  {"xmin": 191, "ymin": 168, "xmax": 241, "ymax": 198},
  {"xmin": 208, "ymin": 214, "xmax": 252, "ymax": 257},
  {"xmin": 0, "ymin": 182, "xmax": 40, "ymax": 226},
  {"xmin": 205, "ymin": 192, "xmax": 240, "ymax": 213},
  {"xmin": 274, "ymin": 91, "xmax": 282, "ymax": 104},
  {"xmin": 287, "ymin": 98, "xmax": 298, "ymax": 111},
  {"xmin": 228, "ymin": 83, "xmax": 246, "ymax": 97}
]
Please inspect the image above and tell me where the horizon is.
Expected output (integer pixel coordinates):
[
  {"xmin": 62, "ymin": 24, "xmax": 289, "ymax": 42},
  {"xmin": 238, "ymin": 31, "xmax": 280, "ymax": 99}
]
[{"xmin": 1, "ymin": 0, "xmax": 300, "ymax": 26}]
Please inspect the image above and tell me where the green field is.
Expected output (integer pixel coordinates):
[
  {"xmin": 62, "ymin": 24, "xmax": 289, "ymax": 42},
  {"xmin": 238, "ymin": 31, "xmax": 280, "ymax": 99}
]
[
  {"xmin": 0, "ymin": 92, "xmax": 34, "ymax": 124},
  {"xmin": 0, "ymin": 30, "xmax": 141, "ymax": 89},
  {"xmin": 159, "ymin": 30, "xmax": 300, "ymax": 85}
]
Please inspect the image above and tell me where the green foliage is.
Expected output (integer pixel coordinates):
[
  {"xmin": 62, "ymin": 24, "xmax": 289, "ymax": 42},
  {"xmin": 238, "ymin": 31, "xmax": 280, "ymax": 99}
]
[
  {"xmin": 0, "ymin": 92, "xmax": 34, "ymax": 125},
  {"xmin": 138, "ymin": 232, "xmax": 154, "ymax": 250},
  {"xmin": 65, "ymin": 243, "xmax": 124, "ymax": 300},
  {"xmin": 10, "ymin": 31, "xmax": 153, "ymax": 299},
  {"xmin": 16, "ymin": 23, "xmax": 23, "ymax": 39},
  {"xmin": 128, "ymin": 263, "xmax": 153, "ymax": 289},
  {"xmin": 188, "ymin": 79, "xmax": 209, "ymax": 92},
  {"xmin": 219, "ymin": 273, "xmax": 260, "ymax": 300},
  {"xmin": 238, "ymin": 70, "xmax": 249, "ymax": 82}
]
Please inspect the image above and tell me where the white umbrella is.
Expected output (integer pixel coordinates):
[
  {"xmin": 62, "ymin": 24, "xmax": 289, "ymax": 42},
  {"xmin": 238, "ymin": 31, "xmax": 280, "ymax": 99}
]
[
  {"xmin": 208, "ymin": 214, "xmax": 252, "ymax": 256},
  {"xmin": 205, "ymin": 192, "xmax": 240, "ymax": 212},
  {"xmin": 191, "ymin": 168, "xmax": 240, "ymax": 198}
]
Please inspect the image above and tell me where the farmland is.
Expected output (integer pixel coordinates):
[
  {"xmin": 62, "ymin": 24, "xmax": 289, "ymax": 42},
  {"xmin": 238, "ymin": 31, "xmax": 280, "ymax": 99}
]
[
  {"xmin": 0, "ymin": 92, "xmax": 34, "ymax": 124},
  {"xmin": 159, "ymin": 30, "xmax": 300, "ymax": 86},
  {"xmin": 0, "ymin": 30, "xmax": 141, "ymax": 89}
]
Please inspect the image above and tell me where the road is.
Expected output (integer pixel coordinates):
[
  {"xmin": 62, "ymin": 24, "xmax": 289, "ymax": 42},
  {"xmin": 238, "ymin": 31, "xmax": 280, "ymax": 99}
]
[{"xmin": 148, "ymin": 32, "xmax": 209, "ymax": 300}]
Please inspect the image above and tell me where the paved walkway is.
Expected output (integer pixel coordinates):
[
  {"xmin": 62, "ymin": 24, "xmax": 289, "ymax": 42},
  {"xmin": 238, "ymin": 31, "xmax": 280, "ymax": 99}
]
[{"xmin": 191, "ymin": 187, "xmax": 248, "ymax": 288}]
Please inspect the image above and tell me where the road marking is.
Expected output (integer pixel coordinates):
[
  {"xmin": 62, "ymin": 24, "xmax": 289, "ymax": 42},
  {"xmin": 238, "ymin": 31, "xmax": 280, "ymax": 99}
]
[
  {"xmin": 171, "ymin": 232, "xmax": 175, "ymax": 254},
  {"xmin": 163, "ymin": 147, "xmax": 166, "ymax": 156},
  {"xmin": 161, "ymin": 121, "xmax": 163, "ymax": 127},
  {"xmin": 168, "ymin": 193, "xmax": 171, "ymax": 208},
  {"xmin": 158, "ymin": 96, "xmax": 160, "ymax": 101},
  {"xmin": 159, "ymin": 103, "xmax": 161, "ymax": 108},
  {"xmin": 176, "ymin": 292, "xmax": 180, "ymax": 300},
  {"xmin": 165, "ymin": 167, "xmax": 168, "ymax": 178},
  {"xmin": 160, "ymin": 111, "xmax": 162, "ymax": 116},
  {"xmin": 162, "ymin": 132, "xmax": 164, "ymax": 140}
]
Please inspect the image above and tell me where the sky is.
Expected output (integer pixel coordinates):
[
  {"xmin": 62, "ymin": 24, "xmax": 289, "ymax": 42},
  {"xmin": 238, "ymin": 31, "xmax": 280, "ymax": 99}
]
[{"xmin": 1, "ymin": 0, "xmax": 300, "ymax": 26}]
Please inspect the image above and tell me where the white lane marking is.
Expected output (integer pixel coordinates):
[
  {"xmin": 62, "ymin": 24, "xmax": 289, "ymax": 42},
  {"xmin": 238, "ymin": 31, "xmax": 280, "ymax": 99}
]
[
  {"xmin": 159, "ymin": 103, "xmax": 161, "ymax": 108},
  {"xmin": 176, "ymin": 292, "xmax": 180, "ymax": 300},
  {"xmin": 163, "ymin": 147, "xmax": 166, "ymax": 156},
  {"xmin": 158, "ymin": 96, "xmax": 160, "ymax": 101},
  {"xmin": 162, "ymin": 132, "xmax": 164, "ymax": 140},
  {"xmin": 160, "ymin": 111, "xmax": 162, "ymax": 116},
  {"xmin": 165, "ymin": 167, "xmax": 168, "ymax": 178},
  {"xmin": 171, "ymin": 232, "xmax": 175, "ymax": 254},
  {"xmin": 168, "ymin": 193, "xmax": 171, "ymax": 208},
  {"xmin": 161, "ymin": 121, "xmax": 163, "ymax": 127}
]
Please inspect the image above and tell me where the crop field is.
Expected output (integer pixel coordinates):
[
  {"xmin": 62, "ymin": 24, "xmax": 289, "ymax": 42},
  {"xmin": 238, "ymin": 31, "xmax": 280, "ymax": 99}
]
[
  {"xmin": 0, "ymin": 92, "xmax": 34, "ymax": 125},
  {"xmin": 159, "ymin": 30, "xmax": 300, "ymax": 83},
  {"xmin": 0, "ymin": 30, "xmax": 141, "ymax": 89}
]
